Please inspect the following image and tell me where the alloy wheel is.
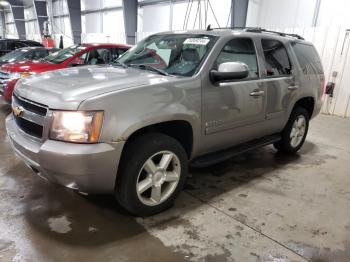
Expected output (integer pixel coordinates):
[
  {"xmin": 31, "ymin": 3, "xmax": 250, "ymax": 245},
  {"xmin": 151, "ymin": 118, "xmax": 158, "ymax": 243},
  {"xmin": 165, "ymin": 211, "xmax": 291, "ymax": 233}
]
[
  {"xmin": 290, "ymin": 115, "xmax": 306, "ymax": 148},
  {"xmin": 136, "ymin": 151, "xmax": 181, "ymax": 206}
]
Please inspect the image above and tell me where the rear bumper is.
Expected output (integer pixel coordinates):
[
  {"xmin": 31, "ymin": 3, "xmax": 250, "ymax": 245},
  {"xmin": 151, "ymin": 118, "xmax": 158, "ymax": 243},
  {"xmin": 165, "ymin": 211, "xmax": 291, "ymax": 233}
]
[{"xmin": 6, "ymin": 114, "xmax": 125, "ymax": 193}]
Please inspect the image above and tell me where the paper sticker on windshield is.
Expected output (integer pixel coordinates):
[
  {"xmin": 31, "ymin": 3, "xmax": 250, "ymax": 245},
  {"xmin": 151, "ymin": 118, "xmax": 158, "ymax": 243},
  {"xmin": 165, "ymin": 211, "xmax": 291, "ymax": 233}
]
[{"xmin": 184, "ymin": 38, "xmax": 210, "ymax": 45}]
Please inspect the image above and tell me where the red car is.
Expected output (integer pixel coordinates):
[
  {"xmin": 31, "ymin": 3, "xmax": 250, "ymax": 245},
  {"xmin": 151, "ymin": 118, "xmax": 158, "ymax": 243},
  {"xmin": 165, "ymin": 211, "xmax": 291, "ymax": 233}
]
[{"xmin": 0, "ymin": 43, "xmax": 130, "ymax": 102}]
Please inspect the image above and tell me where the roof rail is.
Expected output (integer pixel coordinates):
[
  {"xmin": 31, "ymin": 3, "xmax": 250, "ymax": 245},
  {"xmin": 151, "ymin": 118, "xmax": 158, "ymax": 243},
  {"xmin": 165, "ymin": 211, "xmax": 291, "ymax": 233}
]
[
  {"xmin": 245, "ymin": 28, "xmax": 305, "ymax": 40},
  {"xmin": 206, "ymin": 25, "xmax": 304, "ymax": 40}
]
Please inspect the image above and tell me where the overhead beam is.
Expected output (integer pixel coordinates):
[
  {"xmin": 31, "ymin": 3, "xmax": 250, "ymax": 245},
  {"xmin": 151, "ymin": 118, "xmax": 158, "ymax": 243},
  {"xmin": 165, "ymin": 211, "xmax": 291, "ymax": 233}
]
[
  {"xmin": 34, "ymin": 0, "xmax": 48, "ymax": 36},
  {"xmin": 230, "ymin": 0, "xmax": 249, "ymax": 28},
  {"xmin": 123, "ymin": 0, "xmax": 137, "ymax": 45},
  {"xmin": 67, "ymin": 0, "xmax": 81, "ymax": 44}
]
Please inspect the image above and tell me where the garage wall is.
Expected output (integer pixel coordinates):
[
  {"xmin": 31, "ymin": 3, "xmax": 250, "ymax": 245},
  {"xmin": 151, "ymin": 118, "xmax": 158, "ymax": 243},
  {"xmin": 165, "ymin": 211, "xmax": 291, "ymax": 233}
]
[
  {"xmin": 81, "ymin": 0, "xmax": 125, "ymax": 44},
  {"xmin": 138, "ymin": 0, "xmax": 232, "ymax": 40},
  {"xmin": 4, "ymin": 10, "xmax": 17, "ymax": 39},
  {"xmin": 247, "ymin": 0, "xmax": 350, "ymax": 28},
  {"xmin": 246, "ymin": 0, "xmax": 317, "ymax": 28},
  {"xmin": 48, "ymin": 0, "xmax": 74, "ymax": 47},
  {"xmin": 24, "ymin": 5, "xmax": 41, "ymax": 42}
]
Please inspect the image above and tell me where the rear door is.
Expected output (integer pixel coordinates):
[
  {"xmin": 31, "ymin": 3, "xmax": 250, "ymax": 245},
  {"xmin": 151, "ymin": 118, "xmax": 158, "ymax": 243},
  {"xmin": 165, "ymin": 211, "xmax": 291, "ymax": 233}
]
[{"xmin": 260, "ymin": 38, "xmax": 296, "ymax": 124}]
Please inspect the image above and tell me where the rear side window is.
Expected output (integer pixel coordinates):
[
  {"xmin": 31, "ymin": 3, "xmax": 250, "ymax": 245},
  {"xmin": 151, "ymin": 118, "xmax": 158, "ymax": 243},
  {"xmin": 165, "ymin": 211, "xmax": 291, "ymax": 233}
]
[
  {"xmin": 262, "ymin": 39, "xmax": 291, "ymax": 77},
  {"xmin": 292, "ymin": 43, "xmax": 323, "ymax": 75},
  {"xmin": 215, "ymin": 38, "xmax": 259, "ymax": 79}
]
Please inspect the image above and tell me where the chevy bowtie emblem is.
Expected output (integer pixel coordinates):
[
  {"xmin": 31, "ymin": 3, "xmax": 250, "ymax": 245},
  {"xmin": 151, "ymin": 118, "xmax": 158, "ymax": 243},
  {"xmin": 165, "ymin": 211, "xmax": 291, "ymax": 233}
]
[{"xmin": 13, "ymin": 105, "xmax": 24, "ymax": 117}]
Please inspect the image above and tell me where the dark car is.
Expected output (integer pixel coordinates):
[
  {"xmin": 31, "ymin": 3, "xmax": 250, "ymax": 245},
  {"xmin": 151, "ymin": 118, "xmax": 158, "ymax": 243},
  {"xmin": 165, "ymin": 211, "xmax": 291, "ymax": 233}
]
[
  {"xmin": 0, "ymin": 38, "xmax": 43, "ymax": 57},
  {"xmin": 0, "ymin": 47, "xmax": 60, "ymax": 66}
]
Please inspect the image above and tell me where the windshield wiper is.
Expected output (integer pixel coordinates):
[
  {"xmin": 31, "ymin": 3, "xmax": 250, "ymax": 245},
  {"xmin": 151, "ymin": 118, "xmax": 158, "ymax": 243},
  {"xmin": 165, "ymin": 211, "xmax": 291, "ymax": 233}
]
[
  {"xmin": 129, "ymin": 64, "xmax": 170, "ymax": 76},
  {"xmin": 113, "ymin": 61, "xmax": 128, "ymax": 68}
]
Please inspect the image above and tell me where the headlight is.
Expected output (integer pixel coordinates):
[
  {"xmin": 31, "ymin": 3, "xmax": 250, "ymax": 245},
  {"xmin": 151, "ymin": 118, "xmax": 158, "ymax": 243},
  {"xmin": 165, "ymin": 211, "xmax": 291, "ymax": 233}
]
[
  {"xmin": 9, "ymin": 72, "xmax": 33, "ymax": 79},
  {"xmin": 9, "ymin": 72, "xmax": 20, "ymax": 79},
  {"xmin": 50, "ymin": 111, "xmax": 104, "ymax": 143}
]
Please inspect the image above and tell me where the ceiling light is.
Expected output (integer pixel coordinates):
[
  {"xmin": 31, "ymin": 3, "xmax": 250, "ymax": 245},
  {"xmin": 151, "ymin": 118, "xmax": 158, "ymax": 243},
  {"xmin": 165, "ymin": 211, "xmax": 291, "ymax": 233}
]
[{"xmin": 0, "ymin": 1, "xmax": 9, "ymax": 6}]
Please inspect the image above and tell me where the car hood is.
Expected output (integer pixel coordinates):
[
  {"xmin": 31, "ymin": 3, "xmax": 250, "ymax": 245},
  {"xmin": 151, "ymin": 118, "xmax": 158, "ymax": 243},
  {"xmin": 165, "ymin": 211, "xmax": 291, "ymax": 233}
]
[
  {"xmin": 15, "ymin": 65, "xmax": 177, "ymax": 110},
  {"xmin": 2, "ymin": 60, "xmax": 59, "ymax": 73}
]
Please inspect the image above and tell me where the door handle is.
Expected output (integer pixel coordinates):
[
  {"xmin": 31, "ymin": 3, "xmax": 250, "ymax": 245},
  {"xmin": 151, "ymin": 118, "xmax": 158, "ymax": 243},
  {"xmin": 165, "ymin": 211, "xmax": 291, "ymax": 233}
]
[
  {"xmin": 288, "ymin": 85, "xmax": 299, "ymax": 91},
  {"xmin": 250, "ymin": 90, "xmax": 265, "ymax": 97}
]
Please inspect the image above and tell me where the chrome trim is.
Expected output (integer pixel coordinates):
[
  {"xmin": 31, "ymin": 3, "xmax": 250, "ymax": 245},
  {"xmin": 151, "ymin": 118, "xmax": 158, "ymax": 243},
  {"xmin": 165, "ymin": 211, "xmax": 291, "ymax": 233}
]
[{"xmin": 11, "ymin": 94, "xmax": 51, "ymax": 142}]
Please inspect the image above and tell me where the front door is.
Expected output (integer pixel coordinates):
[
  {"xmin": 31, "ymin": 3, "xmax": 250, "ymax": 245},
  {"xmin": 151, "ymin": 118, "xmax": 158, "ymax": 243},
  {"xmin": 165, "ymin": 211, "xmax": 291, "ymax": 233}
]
[{"xmin": 201, "ymin": 37, "xmax": 266, "ymax": 154}]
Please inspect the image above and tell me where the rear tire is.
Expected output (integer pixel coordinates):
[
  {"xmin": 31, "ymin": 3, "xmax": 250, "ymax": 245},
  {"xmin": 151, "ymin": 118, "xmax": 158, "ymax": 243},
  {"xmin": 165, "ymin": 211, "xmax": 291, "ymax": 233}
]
[
  {"xmin": 274, "ymin": 106, "xmax": 309, "ymax": 154},
  {"xmin": 115, "ymin": 133, "xmax": 188, "ymax": 216}
]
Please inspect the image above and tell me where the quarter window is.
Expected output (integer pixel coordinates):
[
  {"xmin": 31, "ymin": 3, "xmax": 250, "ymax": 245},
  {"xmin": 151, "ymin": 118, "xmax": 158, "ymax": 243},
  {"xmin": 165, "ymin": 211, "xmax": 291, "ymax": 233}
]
[
  {"xmin": 262, "ymin": 39, "xmax": 291, "ymax": 77},
  {"xmin": 215, "ymin": 38, "xmax": 258, "ymax": 79},
  {"xmin": 291, "ymin": 43, "xmax": 323, "ymax": 75}
]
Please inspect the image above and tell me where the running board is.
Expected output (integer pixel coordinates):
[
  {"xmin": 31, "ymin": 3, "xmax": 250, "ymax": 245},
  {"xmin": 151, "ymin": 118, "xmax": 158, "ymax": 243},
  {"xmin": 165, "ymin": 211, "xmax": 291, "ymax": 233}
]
[{"xmin": 191, "ymin": 134, "xmax": 281, "ymax": 168}]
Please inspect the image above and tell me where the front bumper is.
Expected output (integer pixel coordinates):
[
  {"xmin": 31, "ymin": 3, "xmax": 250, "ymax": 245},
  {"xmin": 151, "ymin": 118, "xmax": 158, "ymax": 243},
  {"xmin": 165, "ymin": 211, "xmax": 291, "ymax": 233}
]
[{"xmin": 6, "ymin": 114, "xmax": 125, "ymax": 193}]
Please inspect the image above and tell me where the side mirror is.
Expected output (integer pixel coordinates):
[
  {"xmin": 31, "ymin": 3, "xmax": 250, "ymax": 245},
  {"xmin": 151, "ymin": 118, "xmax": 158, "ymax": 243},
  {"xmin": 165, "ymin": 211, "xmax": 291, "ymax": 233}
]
[
  {"xmin": 210, "ymin": 62, "xmax": 249, "ymax": 82},
  {"xmin": 69, "ymin": 58, "xmax": 84, "ymax": 67}
]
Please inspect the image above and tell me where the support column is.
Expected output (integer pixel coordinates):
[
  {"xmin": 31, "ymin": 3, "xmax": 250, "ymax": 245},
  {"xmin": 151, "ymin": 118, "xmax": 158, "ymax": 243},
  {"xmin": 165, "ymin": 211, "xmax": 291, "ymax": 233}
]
[
  {"xmin": 67, "ymin": 0, "xmax": 81, "ymax": 44},
  {"xmin": 34, "ymin": 0, "xmax": 48, "ymax": 36},
  {"xmin": 8, "ymin": 0, "xmax": 25, "ymax": 39},
  {"xmin": 122, "ymin": 0, "xmax": 137, "ymax": 45},
  {"xmin": 230, "ymin": 0, "xmax": 249, "ymax": 28}
]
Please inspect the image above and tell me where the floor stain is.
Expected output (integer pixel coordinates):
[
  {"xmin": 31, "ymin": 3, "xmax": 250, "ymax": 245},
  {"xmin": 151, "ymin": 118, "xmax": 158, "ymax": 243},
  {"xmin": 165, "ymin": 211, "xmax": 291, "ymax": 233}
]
[{"xmin": 47, "ymin": 215, "xmax": 72, "ymax": 234}]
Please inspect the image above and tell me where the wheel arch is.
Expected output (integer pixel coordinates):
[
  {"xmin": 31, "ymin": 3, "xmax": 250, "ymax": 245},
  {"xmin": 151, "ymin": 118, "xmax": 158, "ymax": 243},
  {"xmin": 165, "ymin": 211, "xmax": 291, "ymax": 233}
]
[
  {"xmin": 121, "ymin": 119, "xmax": 195, "ymax": 159},
  {"xmin": 293, "ymin": 96, "xmax": 315, "ymax": 118}
]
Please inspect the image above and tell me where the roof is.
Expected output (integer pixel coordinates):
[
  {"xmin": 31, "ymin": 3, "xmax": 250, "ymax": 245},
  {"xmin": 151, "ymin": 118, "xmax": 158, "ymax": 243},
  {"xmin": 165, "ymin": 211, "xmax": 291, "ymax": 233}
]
[{"xmin": 80, "ymin": 43, "xmax": 131, "ymax": 48}]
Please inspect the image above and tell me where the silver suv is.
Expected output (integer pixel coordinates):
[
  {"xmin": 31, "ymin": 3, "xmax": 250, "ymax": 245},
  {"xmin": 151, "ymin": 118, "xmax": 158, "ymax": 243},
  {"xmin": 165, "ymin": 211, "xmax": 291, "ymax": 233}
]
[{"xmin": 6, "ymin": 28, "xmax": 324, "ymax": 216}]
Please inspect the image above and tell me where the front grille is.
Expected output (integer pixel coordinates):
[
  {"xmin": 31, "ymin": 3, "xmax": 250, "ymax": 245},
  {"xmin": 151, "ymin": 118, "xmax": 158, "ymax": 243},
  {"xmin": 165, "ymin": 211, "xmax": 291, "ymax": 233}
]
[
  {"xmin": 13, "ymin": 95, "xmax": 47, "ymax": 116},
  {"xmin": 12, "ymin": 94, "xmax": 49, "ymax": 139},
  {"xmin": 14, "ymin": 116, "xmax": 43, "ymax": 138},
  {"xmin": 0, "ymin": 71, "xmax": 10, "ymax": 87}
]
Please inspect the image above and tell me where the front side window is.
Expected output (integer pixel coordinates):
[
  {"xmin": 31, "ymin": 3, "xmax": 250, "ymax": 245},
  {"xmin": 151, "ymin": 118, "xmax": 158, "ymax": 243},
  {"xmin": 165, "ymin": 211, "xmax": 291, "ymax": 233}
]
[
  {"xmin": 117, "ymin": 34, "xmax": 216, "ymax": 77},
  {"xmin": 44, "ymin": 45, "xmax": 87, "ymax": 64},
  {"xmin": 262, "ymin": 39, "xmax": 291, "ymax": 77},
  {"xmin": 214, "ymin": 38, "xmax": 259, "ymax": 79}
]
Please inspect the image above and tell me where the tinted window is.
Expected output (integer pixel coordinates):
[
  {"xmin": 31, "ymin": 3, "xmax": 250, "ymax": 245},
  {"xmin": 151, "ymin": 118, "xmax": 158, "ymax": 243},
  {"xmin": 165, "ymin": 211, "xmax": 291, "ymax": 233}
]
[
  {"xmin": 215, "ymin": 38, "xmax": 258, "ymax": 79},
  {"xmin": 0, "ymin": 41, "xmax": 6, "ymax": 50},
  {"xmin": 26, "ymin": 41, "xmax": 42, "ymax": 47},
  {"xmin": 262, "ymin": 39, "xmax": 291, "ymax": 77},
  {"xmin": 8, "ymin": 41, "xmax": 25, "ymax": 50},
  {"xmin": 292, "ymin": 43, "xmax": 323, "ymax": 75}
]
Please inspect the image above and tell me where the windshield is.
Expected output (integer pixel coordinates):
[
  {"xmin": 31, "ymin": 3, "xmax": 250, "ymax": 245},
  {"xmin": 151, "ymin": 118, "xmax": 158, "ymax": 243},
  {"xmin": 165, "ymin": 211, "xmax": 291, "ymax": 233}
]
[
  {"xmin": 0, "ymin": 48, "xmax": 29, "ymax": 62},
  {"xmin": 117, "ymin": 34, "xmax": 216, "ymax": 77},
  {"xmin": 44, "ymin": 45, "xmax": 87, "ymax": 64}
]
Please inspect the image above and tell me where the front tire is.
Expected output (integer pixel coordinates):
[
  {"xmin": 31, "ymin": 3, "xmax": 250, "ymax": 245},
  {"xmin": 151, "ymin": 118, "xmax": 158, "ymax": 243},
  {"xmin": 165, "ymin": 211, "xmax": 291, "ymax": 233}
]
[
  {"xmin": 274, "ymin": 106, "xmax": 309, "ymax": 154},
  {"xmin": 115, "ymin": 133, "xmax": 188, "ymax": 216}
]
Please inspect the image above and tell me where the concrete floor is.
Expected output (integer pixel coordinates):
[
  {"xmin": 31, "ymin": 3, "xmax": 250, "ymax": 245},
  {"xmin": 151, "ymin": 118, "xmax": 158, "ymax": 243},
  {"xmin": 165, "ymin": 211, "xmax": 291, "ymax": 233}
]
[{"xmin": 1, "ymin": 100, "xmax": 350, "ymax": 262}]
